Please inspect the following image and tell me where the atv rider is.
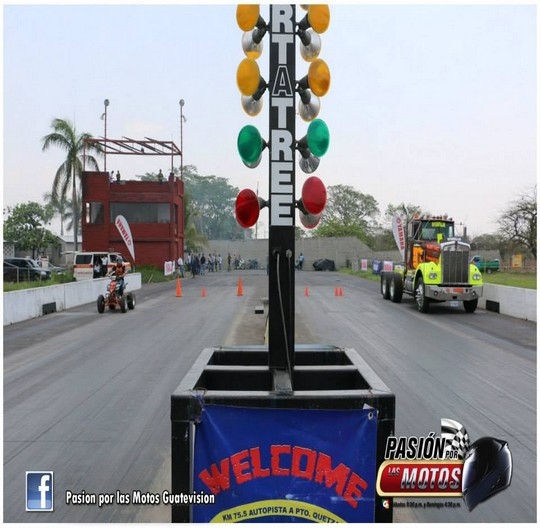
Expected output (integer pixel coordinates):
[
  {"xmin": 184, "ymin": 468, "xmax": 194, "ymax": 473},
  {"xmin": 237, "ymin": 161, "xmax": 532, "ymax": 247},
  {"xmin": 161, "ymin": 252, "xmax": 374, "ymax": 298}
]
[{"xmin": 110, "ymin": 256, "xmax": 127, "ymax": 297}]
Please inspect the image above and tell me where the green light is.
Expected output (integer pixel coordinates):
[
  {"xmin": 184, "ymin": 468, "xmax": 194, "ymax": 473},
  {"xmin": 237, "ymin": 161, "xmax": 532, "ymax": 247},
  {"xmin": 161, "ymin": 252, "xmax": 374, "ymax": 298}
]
[
  {"xmin": 307, "ymin": 119, "xmax": 329, "ymax": 157},
  {"xmin": 238, "ymin": 125, "xmax": 263, "ymax": 167}
]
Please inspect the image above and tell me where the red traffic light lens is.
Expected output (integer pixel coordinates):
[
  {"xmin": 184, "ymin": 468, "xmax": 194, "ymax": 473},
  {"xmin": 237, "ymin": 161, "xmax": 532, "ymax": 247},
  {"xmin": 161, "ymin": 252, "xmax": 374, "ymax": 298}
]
[
  {"xmin": 235, "ymin": 188, "xmax": 260, "ymax": 228},
  {"xmin": 302, "ymin": 176, "xmax": 326, "ymax": 215}
]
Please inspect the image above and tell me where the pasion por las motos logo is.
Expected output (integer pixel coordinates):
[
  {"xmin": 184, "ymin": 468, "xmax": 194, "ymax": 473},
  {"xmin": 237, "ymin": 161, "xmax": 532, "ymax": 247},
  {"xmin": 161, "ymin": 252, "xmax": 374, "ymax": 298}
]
[{"xmin": 376, "ymin": 419, "xmax": 513, "ymax": 511}]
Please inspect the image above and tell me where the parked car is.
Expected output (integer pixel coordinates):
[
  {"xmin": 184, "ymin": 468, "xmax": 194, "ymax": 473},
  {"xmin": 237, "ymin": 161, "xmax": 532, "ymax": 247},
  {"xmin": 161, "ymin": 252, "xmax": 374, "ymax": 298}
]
[
  {"xmin": 48, "ymin": 264, "xmax": 67, "ymax": 275},
  {"xmin": 73, "ymin": 251, "xmax": 131, "ymax": 280},
  {"xmin": 471, "ymin": 256, "xmax": 500, "ymax": 274},
  {"xmin": 4, "ymin": 261, "xmax": 21, "ymax": 282},
  {"xmin": 313, "ymin": 258, "xmax": 336, "ymax": 271},
  {"xmin": 3, "ymin": 257, "xmax": 51, "ymax": 281}
]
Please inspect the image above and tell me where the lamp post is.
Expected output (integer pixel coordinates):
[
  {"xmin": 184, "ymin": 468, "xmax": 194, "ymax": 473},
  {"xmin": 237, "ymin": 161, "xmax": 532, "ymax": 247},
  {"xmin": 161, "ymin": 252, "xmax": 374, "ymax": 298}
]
[
  {"xmin": 179, "ymin": 99, "xmax": 186, "ymax": 179},
  {"xmin": 102, "ymin": 99, "xmax": 109, "ymax": 172}
]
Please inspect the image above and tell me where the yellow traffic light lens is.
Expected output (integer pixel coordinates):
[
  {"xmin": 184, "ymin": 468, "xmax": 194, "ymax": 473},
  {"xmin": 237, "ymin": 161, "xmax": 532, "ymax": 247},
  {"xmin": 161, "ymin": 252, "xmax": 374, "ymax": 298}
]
[
  {"xmin": 308, "ymin": 59, "xmax": 330, "ymax": 97},
  {"xmin": 237, "ymin": 58, "xmax": 260, "ymax": 96},
  {"xmin": 236, "ymin": 5, "xmax": 260, "ymax": 31},
  {"xmin": 308, "ymin": 5, "xmax": 330, "ymax": 34}
]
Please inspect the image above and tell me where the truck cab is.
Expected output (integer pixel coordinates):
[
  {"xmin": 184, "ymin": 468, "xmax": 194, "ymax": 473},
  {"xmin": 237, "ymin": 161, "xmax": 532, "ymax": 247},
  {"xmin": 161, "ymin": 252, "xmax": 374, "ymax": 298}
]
[{"xmin": 381, "ymin": 215, "xmax": 483, "ymax": 313}]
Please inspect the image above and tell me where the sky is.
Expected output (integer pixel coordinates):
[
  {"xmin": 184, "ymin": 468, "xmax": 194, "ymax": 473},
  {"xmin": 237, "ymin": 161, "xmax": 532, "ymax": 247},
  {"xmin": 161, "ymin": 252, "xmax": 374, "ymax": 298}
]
[{"xmin": 2, "ymin": 2, "xmax": 537, "ymax": 239}]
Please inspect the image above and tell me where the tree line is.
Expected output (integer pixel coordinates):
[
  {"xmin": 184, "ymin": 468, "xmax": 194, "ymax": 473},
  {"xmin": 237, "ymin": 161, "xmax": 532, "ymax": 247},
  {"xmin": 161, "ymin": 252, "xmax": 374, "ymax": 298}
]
[{"xmin": 3, "ymin": 118, "xmax": 536, "ymax": 261}]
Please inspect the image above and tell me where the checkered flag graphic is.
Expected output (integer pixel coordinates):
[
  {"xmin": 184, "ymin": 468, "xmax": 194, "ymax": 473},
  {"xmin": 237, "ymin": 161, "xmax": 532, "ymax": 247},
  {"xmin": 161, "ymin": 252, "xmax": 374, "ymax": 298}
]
[{"xmin": 441, "ymin": 418, "xmax": 470, "ymax": 459}]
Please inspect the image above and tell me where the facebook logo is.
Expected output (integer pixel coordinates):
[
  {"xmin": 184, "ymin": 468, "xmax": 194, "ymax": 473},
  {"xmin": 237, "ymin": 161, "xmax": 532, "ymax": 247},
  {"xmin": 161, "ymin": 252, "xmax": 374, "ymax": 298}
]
[{"xmin": 26, "ymin": 471, "xmax": 54, "ymax": 511}]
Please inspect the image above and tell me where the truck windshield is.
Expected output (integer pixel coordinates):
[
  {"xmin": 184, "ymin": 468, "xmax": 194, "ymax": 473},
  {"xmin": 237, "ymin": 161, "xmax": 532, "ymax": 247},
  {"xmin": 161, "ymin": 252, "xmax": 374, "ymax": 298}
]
[{"xmin": 420, "ymin": 221, "xmax": 454, "ymax": 241}]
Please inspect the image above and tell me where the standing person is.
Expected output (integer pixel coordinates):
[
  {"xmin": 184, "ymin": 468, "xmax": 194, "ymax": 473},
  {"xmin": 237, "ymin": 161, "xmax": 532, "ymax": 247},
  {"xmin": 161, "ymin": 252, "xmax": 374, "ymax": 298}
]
[
  {"xmin": 298, "ymin": 252, "xmax": 305, "ymax": 270},
  {"xmin": 101, "ymin": 255, "xmax": 108, "ymax": 277},
  {"xmin": 227, "ymin": 253, "xmax": 232, "ymax": 272},
  {"xmin": 218, "ymin": 254, "xmax": 222, "ymax": 271},
  {"xmin": 93, "ymin": 260, "xmax": 101, "ymax": 278},
  {"xmin": 192, "ymin": 254, "xmax": 199, "ymax": 278},
  {"xmin": 177, "ymin": 255, "xmax": 184, "ymax": 278},
  {"xmin": 200, "ymin": 253, "xmax": 206, "ymax": 275}
]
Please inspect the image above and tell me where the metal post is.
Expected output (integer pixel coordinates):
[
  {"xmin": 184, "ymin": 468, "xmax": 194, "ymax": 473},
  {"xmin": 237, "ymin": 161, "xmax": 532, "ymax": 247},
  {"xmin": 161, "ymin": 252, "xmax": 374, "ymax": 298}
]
[
  {"xmin": 267, "ymin": 5, "xmax": 296, "ymax": 386},
  {"xmin": 103, "ymin": 99, "xmax": 109, "ymax": 172},
  {"xmin": 179, "ymin": 99, "xmax": 185, "ymax": 179}
]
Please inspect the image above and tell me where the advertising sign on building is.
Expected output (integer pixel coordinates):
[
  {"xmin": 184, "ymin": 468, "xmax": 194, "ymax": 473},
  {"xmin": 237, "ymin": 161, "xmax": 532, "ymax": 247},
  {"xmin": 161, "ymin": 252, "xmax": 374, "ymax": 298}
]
[{"xmin": 192, "ymin": 405, "xmax": 378, "ymax": 523}]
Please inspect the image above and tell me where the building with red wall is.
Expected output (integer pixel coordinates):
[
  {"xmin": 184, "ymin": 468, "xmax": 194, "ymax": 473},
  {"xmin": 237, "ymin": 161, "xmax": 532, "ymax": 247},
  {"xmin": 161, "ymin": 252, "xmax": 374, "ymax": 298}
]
[{"xmin": 81, "ymin": 171, "xmax": 184, "ymax": 268}]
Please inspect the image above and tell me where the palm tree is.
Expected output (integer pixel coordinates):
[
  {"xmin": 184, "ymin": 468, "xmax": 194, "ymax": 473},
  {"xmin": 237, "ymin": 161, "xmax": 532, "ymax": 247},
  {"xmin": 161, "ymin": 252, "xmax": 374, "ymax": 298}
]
[
  {"xmin": 43, "ymin": 191, "xmax": 71, "ymax": 236},
  {"xmin": 41, "ymin": 118, "xmax": 102, "ymax": 250}
]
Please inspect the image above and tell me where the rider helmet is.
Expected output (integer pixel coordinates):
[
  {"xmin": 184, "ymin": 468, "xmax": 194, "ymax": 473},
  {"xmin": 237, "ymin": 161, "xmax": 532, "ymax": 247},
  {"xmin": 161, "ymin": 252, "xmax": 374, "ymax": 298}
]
[
  {"xmin": 462, "ymin": 437, "xmax": 512, "ymax": 511},
  {"xmin": 116, "ymin": 256, "xmax": 123, "ymax": 264}
]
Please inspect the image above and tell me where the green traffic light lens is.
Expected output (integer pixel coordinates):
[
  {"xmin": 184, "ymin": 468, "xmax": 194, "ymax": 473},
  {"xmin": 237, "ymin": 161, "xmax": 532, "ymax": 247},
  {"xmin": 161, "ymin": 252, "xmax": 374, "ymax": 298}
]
[
  {"xmin": 238, "ymin": 125, "xmax": 263, "ymax": 167},
  {"xmin": 307, "ymin": 119, "xmax": 329, "ymax": 157}
]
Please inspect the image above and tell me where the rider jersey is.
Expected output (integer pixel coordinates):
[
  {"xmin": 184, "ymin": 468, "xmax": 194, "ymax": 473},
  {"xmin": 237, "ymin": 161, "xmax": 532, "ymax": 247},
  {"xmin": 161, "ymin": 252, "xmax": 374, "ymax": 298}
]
[{"xmin": 113, "ymin": 263, "xmax": 126, "ymax": 278}]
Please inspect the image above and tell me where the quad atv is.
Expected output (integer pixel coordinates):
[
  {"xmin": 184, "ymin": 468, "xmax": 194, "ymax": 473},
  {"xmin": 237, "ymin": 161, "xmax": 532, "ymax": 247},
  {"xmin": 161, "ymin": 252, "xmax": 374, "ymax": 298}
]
[{"xmin": 97, "ymin": 275, "xmax": 136, "ymax": 313}]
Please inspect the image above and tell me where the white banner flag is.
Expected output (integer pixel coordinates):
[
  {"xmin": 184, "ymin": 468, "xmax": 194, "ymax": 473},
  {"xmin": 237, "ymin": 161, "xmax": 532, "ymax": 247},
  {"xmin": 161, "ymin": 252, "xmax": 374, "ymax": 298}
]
[
  {"xmin": 115, "ymin": 215, "xmax": 135, "ymax": 262},
  {"xmin": 392, "ymin": 214, "xmax": 406, "ymax": 260},
  {"xmin": 164, "ymin": 261, "xmax": 175, "ymax": 276}
]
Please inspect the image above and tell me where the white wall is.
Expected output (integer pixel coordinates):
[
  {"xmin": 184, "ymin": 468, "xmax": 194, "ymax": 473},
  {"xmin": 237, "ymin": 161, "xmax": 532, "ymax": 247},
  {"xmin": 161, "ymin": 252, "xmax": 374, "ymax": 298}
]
[
  {"xmin": 478, "ymin": 284, "xmax": 536, "ymax": 322},
  {"xmin": 3, "ymin": 275, "xmax": 535, "ymax": 325},
  {"xmin": 3, "ymin": 273, "xmax": 142, "ymax": 326}
]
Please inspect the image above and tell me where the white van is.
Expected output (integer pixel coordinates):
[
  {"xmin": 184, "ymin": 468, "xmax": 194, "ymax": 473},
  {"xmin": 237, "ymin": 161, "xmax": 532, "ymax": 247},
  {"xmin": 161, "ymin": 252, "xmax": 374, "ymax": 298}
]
[{"xmin": 73, "ymin": 252, "xmax": 132, "ymax": 281}]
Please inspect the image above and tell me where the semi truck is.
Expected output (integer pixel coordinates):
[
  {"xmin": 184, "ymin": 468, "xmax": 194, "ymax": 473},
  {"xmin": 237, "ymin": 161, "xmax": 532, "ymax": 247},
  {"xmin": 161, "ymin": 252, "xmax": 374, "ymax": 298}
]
[{"xmin": 380, "ymin": 214, "xmax": 483, "ymax": 313}]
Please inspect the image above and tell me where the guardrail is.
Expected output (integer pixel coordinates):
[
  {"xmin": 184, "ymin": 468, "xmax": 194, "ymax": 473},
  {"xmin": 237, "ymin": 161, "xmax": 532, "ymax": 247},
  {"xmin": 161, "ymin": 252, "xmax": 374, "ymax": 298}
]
[{"xmin": 3, "ymin": 273, "xmax": 142, "ymax": 326}]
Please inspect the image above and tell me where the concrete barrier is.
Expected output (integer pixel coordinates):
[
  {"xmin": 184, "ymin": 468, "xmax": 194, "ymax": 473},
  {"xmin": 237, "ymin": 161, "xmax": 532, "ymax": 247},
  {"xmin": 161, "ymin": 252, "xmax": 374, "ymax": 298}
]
[
  {"xmin": 3, "ymin": 273, "xmax": 142, "ymax": 326},
  {"xmin": 478, "ymin": 283, "xmax": 536, "ymax": 322},
  {"xmin": 3, "ymin": 275, "xmax": 535, "ymax": 325}
]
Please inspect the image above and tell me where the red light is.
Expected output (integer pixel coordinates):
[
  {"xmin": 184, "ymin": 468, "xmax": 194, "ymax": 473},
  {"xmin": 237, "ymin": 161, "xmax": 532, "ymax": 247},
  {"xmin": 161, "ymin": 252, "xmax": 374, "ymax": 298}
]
[
  {"xmin": 235, "ymin": 189, "xmax": 260, "ymax": 228},
  {"xmin": 299, "ymin": 210, "xmax": 321, "ymax": 229},
  {"xmin": 302, "ymin": 176, "xmax": 326, "ymax": 215}
]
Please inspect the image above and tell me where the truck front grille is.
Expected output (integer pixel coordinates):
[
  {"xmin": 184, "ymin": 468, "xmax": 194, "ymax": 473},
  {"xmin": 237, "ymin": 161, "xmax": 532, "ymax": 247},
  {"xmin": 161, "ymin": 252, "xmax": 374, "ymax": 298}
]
[{"xmin": 442, "ymin": 242, "xmax": 470, "ymax": 284}]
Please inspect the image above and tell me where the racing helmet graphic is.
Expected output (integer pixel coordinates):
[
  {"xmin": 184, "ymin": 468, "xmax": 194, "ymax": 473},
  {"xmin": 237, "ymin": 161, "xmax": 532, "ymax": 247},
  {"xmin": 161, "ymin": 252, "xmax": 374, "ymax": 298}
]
[{"xmin": 462, "ymin": 436, "xmax": 512, "ymax": 511}]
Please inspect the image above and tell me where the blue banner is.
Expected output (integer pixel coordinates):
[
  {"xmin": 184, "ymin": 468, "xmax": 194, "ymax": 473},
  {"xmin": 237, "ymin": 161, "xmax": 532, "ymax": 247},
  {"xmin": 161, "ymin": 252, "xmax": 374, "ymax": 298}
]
[{"xmin": 193, "ymin": 405, "xmax": 378, "ymax": 523}]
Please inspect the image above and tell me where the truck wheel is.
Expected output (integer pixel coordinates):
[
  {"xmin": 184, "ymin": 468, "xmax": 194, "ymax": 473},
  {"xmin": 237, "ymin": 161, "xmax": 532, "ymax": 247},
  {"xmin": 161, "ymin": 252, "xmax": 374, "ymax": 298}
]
[
  {"xmin": 97, "ymin": 295, "xmax": 105, "ymax": 314},
  {"xmin": 380, "ymin": 273, "xmax": 391, "ymax": 300},
  {"xmin": 390, "ymin": 272, "xmax": 403, "ymax": 303},
  {"xmin": 487, "ymin": 268, "xmax": 493, "ymax": 274},
  {"xmin": 127, "ymin": 293, "xmax": 136, "ymax": 310},
  {"xmin": 120, "ymin": 295, "xmax": 127, "ymax": 313},
  {"xmin": 415, "ymin": 277, "xmax": 430, "ymax": 313},
  {"xmin": 463, "ymin": 299, "xmax": 478, "ymax": 313}
]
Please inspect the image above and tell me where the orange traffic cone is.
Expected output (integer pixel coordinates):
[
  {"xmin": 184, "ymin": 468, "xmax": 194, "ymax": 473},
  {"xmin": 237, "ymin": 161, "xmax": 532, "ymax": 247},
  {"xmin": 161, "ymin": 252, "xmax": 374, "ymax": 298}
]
[
  {"xmin": 237, "ymin": 277, "xmax": 244, "ymax": 296},
  {"xmin": 176, "ymin": 277, "xmax": 182, "ymax": 297},
  {"xmin": 304, "ymin": 287, "xmax": 309, "ymax": 296},
  {"xmin": 339, "ymin": 287, "xmax": 344, "ymax": 297},
  {"xmin": 201, "ymin": 287, "xmax": 207, "ymax": 298},
  {"xmin": 334, "ymin": 287, "xmax": 339, "ymax": 297}
]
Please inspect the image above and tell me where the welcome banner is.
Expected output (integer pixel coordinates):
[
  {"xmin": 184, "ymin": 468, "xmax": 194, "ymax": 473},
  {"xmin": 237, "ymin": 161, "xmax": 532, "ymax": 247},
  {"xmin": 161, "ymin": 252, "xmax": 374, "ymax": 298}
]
[{"xmin": 193, "ymin": 405, "xmax": 378, "ymax": 523}]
